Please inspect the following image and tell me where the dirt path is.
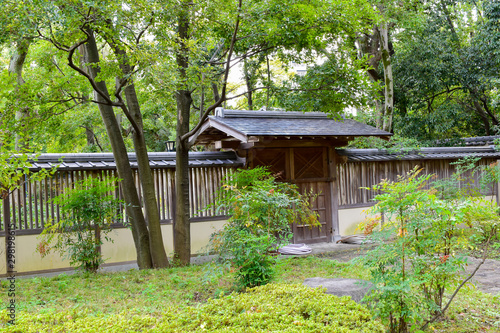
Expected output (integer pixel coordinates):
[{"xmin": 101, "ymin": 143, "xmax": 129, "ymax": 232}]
[
  {"xmin": 316, "ymin": 247, "xmax": 500, "ymax": 296},
  {"xmin": 464, "ymin": 257, "xmax": 500, "ymax": 296}
]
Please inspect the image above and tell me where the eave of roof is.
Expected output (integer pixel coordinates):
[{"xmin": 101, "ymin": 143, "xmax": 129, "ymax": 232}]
[
  {"xmin": 337, "ymin": 146, "xmax": 500, "ymax": 162},
  {"xmin": 26, "ymin": 151, "xmax": 244, "ymax": 171}
]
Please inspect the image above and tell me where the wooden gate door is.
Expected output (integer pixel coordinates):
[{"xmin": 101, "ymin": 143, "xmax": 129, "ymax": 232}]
[
  {"xmin": 292, "ymin": 181, "xmax": 331, "ymax": 244},
  {"xmin": 291, "ymin": 147, "xmax": 332, "ymax": 244},
  {"xmin": 249, "ymin": 146, "xmax": 333, "ymax": 244}
]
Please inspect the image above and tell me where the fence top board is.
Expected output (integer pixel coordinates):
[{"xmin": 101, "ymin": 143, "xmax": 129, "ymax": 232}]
[
  {"xmin": 25, "ymin": 151, "xmax": 244, "ymax": 171},
  {"xmin": 337, "ymin": 146, "xmax": 500, "ymax": 162}
]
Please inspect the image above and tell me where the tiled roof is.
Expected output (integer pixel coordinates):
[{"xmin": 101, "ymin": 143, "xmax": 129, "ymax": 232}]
[
  {"xmin": 209, "ymin": 108, "xmax": 392, "ymax": 137},
  {"xmin": 463, "ymin": 135, "xmax": 500, "ymax": 146},
  {"xmin": 337, "ymin": 146, "xmax": 500, "ymax": 162},
  {"xmin": 191, "ymin": 108, "xmax": 392, "ymax": 144},
  {"xmin": 27, "ymin": 151, "xmax": 244, "ymax": 170}
]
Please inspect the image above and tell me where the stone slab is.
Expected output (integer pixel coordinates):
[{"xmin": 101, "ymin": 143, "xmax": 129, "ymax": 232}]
[{"xmin": 303, "ymin": 277, "xmax": 373, "ymax": 303}]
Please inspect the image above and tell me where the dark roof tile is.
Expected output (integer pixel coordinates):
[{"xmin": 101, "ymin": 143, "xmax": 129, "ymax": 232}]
[
  {"xmin": 26, "ymin": 151, "xmax": 243, "ymax": 171},
  {"xmin": 337, "ymin": 146, "xmax": 500, "ymax": 162}
]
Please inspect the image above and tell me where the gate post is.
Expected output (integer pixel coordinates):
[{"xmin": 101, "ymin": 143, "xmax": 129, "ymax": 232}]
[{"xmin": 328, "ymin": 147, "xmax": 341, "ymax": 243}]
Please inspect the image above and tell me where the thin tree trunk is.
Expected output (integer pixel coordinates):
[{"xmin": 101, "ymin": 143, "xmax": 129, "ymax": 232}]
[
  {"xmin": 83, "ymin": 28, "xmax": 153, "ymax": 269},
  {"xmin": 112, "ymin": 46, "xmax": 169, "ymax": 268},
  {"xmin": 9, "ymin": 39, "xmax": 30, "ymax": 151},
  {"xmin": 266, "ymin": 55, "xmax": 271, "ymax": 108},
  {"xmin": 472, "ymin": 98, "xmax": 491, "ymax": 135},
  {"xmin": 174, "ymin": 2, "xmax": 193, "ymax": 266},
  {"xmin": 243, "ymin": 58, "xmax": 253, "ymax": 110},
  {"xmin": 357, "ymin": 27, "xmax": 385, "ymax": 129},
  {"xmin": 84, "ymin": 126, "xmax": 96, "ymax": 146},
  {"xmin": 380, "ymin": 23, "xmax": 394, "ymax": 132},
  {"xmin": 212, "ymin": 83, "xmax": 220, "ymax": 102}
]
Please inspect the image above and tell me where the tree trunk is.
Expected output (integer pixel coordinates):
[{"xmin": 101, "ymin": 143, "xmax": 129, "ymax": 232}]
[
  {"xmin": 174, "ymin": 3, "xmax": 193, "ymax": 266},
  {"xmin": 112, "ymin": 46, "xmax": 169, "ymax": 268},
  {"xmin": 357, "ymin": 27, "xmax": 385, "ymax": 129},
  {"xmin": 9, "ymin": 39, "xmax": 30, "ymax": 151},
  {"xmin": 472, "ymin": 98, "xmax": 492, "ymax": 135},
  {"xmin": 380, "ymin": 23, "xmax": 394, "ymax": 132},
  {"xmin": 266, "ymin": 56, "xmax": 271, "ymax": 108},
  {"xmin": 212, "ymin": 83, "xmax": 220, "ymax": 102},
  {"xmin": 83, "ymin": 28, "xmax": 153, "ymax": 269},
  {"xmin": 244, "ymin": 59, "xmax": 254, "ymax": 110},
  {"xmin": 84, "ymin": 126, "xmax": 96, "ymax": 146}
]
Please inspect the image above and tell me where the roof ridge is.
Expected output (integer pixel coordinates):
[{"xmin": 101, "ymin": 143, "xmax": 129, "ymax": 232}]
[{"xmin": 215, "ymin": 107, "xmax": 328, "ymax": 119}]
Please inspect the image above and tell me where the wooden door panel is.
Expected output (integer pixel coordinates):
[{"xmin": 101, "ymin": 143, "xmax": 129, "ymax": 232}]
[{"xmin": 293, "ymin": 181, "xmax": 331, "ymax": 244}]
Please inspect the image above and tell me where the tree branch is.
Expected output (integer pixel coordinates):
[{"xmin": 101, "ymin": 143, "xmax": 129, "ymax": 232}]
[
  {"xmin": 61, "ymin": 27, "xmax": 122, "ymax": 108},
  {"xmin": 420, "ymin": 228, "xmax": 496, "ymax": 331},
  {"xmin": 181, "ymin": 0, "xmax": 243, "ymax": 143}
]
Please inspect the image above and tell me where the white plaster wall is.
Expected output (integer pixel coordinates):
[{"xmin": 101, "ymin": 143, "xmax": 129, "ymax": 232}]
[
  {"xmin": 338, "ymin": 207, "xmax": 374, "ymax": 236},
  {"xmin": 2, "ymin": 219, "xmax": 228, "ymax": 274},
  {"xmin": 191, "ymin": 220, "xmax": 226, "ymax": 255},
  {"xmin": 15, "ymin": 234, "xmax": 69, "ymax": 273},
  {"xmin": 0, "ymin": 237, "xmax": 5, "ymax": 275},
  {"xmin": 101, "ymin": 228, "xmax": 138, "ymax": 264}
]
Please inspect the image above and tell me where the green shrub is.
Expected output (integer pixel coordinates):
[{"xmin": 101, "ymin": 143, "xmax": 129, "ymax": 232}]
[
  {"xmin": 37, "ymin": 177, "xmax": 122, "ymax": 272},
  {"xmin": 209, "ymin": 167, "xmax": 318, "ymax": 289},
  {"xmin": 357, "ymin": 167, "xmax": 500, "ymax": 333},
  {"xmin": 1, "ymin": 284, "xmax": 385, "ymax": 332}
]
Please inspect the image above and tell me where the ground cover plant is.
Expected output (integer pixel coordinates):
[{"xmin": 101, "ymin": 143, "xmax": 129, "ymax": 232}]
[{"xmin": 1, "ymin": 256, "xmax": 499, "ymax": 332}]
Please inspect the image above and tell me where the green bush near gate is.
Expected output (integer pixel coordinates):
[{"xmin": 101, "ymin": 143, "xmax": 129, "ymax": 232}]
[
  {"xmin": 1, "ymin": 283, "xmax": 384, "ymax": 332},
  {"xmin": 208, "ymin": 167, "xmax": 319, "ymax": 289}
]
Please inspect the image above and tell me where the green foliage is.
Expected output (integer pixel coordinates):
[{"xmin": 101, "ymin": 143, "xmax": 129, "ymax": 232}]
[
  {"xmin": 38, "ymin": 177, "xmax": 123, "ymax": 272},
  {"xmin": 1, "ymin": 284, "xmax": 385, "ymax": 332},
  {"xmin": 209, "ymin": 167, "xmax": 318, "ymax": 289},
  {"xmin": 277, "ymin": 54, "xmax": 377, "ymax": 114},
  {"xmin": 0, "ymin": 151, "xmax": 54, "ymax": 201},
  {"xmin": 356, "ymin": 167, "xmax": 500, "ymax": 332},
  {"xmin": 347, "ymin": 134, "xmax": 422, "ymax": 153},
  {"xmin": 392, "ymin": 1, "xmax": 500, "ymax": 141}
]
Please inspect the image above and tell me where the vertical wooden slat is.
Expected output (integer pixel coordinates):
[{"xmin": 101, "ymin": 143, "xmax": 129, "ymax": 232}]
[
  {"xmin": 4, "ymin": 197, "xmax": 12, "ymax": 273},
  {"xmin": 21, "ymin": 180, "xmax": 27, "ymax": 230},
  {"xmin": 48, "ymin": 176, "xmax": 54, "ymax": 225},
  {"xmin": 171, "ymin": 171, "xmax": 176, "ymax": 225},
  {"xmin": 195, "ymin": 168, "xmax": 201, "ymax": 217},
  {"xmin": 158, "ymin": 169, "xmax": 165, "ymax": 220},
  {"xmin": 188, "ymin": 168, "xmax": 194, "ymax": 218},
  {"xmin": 34, "ymin": 180, "xmax": 39, "ymax": 229},
  {"xmin": 11, "ymin": 191, "xmax": 17, "ymax": 231},
  {"xmin": 28, "ymin": 179, "xmax": 33, "ymax": 229}
]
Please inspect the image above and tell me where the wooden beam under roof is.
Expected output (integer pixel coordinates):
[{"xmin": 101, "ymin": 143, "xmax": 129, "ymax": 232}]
[{"xmin": 249, "ymin": 139, "xmax": 349, "ymax": 148}]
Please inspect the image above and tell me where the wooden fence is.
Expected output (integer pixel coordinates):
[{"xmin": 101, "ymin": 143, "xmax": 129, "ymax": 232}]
[
  {"xmin": 1, "ymin": 151, "xmax": 498, "ymax": 235},
  {"xmin": 0, "ymin": 166, "xmax": 234, "ymax": 236},
  {"xmin": 337, "ymin": 158, "xmax": 498, "ymax": 208}
]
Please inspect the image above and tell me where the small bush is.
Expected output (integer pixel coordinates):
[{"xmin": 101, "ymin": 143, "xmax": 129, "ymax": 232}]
[
  {"xmin": 1, "ymin": 284, "xmax": 385, "ymax": 332},
  {"xmin": 37, "ymin": 177, "xmax": 122, "ymax": 272},
  {"xmin": 209, "ymin": 167, "xmax": 318, "ymax": 289},
  {"xmin": 357, "ymin": 166, "xmax": 500, "ymax": 333}
]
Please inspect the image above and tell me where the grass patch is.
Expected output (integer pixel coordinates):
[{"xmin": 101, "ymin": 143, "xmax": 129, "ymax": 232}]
[{"xmin": 1, "ymin": 256, "xmax": 499, "ymax": 332}]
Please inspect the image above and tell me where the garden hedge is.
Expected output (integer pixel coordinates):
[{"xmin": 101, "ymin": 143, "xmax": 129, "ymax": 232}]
[{"xmin": 1, "ymin": 283, "xmax": 384, "ymax": 332}]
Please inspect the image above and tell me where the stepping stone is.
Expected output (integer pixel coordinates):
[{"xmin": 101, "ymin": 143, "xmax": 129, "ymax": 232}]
[{"xmin": 303, "ymin": 278, "xmax": 373, "ymax": 303}]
